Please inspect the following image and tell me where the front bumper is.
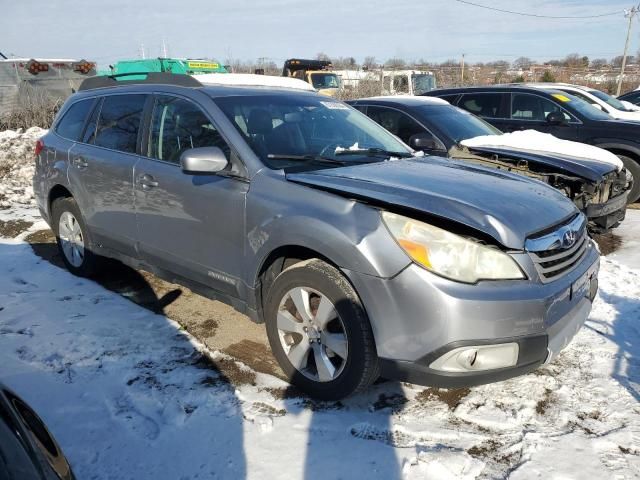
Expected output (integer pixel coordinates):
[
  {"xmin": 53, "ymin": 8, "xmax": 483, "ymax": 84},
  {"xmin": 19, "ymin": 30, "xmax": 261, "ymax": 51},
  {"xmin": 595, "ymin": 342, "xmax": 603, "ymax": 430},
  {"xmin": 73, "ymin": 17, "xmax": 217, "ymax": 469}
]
[
  {"xmin": 585, "ymin": 191, "xmax": 628, "ymax": 232},
  {"xmin": 344, "ymin": 240, "xmax": 600, "ymax": 388}
]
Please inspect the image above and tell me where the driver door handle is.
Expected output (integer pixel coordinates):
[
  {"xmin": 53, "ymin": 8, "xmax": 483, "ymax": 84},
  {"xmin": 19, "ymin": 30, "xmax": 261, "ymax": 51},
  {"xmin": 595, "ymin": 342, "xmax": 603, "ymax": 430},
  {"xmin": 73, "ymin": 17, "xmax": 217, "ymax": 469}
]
[{"xmin": 138, "ymin": 174, "xmax": 159, "ymax": 189}]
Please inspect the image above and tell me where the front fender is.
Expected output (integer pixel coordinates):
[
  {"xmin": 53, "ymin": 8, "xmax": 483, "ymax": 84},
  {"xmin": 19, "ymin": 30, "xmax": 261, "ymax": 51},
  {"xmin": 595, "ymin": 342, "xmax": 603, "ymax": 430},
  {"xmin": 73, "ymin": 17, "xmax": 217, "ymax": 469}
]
[{"xmin": 244, "ymin": 172, "xmax": 411, "ymax": 287}]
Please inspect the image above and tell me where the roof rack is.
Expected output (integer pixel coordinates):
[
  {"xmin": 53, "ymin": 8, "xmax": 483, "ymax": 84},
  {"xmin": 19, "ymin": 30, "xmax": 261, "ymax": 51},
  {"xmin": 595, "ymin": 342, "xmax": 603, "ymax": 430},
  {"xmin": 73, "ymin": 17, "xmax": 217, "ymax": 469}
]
[{"xmin": 78, "ymin": 72, "xmax": 202, "ymax": 91}]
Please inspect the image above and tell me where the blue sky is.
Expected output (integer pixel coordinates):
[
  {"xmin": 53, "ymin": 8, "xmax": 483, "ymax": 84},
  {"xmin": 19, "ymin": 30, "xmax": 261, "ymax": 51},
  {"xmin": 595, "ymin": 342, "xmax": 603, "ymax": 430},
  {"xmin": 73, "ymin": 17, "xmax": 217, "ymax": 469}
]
[{"xmin": 0, "ymin": 0, "xmax": 635, "ymax": 67}]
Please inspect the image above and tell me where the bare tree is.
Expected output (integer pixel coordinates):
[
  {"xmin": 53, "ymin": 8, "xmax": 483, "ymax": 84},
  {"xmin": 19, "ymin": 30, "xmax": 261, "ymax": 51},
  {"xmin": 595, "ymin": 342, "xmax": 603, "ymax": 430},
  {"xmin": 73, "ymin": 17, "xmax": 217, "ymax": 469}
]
[
  {"xmin": 385, "ymin": 57, "xmax": 406, "ymax": 69},
  {"xmin": 363, "ymin": 56, "xmax": 377, "ymax": 70},
  {"xmin": 512, "ymin": 57, "xmax": 533, "ymax": 69},
  {"xmin": 589, "ymin": 58, "xmax": 608, "ymax": 69},
  {"xmin": 316, "ymin": 52, "xmax": 331, "ymax": 62}
]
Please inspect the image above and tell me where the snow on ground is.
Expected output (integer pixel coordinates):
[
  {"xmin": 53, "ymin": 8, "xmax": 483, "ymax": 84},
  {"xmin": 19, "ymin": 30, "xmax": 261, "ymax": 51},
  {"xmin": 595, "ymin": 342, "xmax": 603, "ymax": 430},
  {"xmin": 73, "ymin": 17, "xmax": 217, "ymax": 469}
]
[
  {"xmin": 609, "ymin": 209, "xmax": 640, "ymax": 270},
  {"xmin": 0, "ymin": 127, "xmax": 47, "ymax": 208},
  {"xmin": 0, "ymin": 129, "xmax": 639, "ymax": 479},
  {"xmin": 462, "ymin": 130, "xmax": 624, "ymax": 171},
  {"xmin": 1, "ymin": 211, "xmax": 639, "ymax": 479}
]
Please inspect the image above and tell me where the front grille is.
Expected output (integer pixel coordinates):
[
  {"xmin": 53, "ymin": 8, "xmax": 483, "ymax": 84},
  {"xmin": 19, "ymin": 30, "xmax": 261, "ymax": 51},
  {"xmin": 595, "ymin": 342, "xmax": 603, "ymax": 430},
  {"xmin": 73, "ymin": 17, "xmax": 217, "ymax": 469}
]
[{"xmin": 526, "ymin": 215, "xmax": 589, "ymax": 283}]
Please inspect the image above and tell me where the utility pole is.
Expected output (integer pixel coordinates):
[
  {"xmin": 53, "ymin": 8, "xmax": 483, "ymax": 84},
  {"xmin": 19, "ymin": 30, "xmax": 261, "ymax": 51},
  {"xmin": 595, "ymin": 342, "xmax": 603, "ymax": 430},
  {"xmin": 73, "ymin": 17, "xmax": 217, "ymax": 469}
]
[
  {"xmin": 461, "ymin": 53, "xmax": 465, "ymax": 85},
  {"xmin": 139, "ymin": 43, "xmax": 146, "ymax": 60},
  {"xmin": 161, "ymin": 38, "xmax": 169, "ymax": 58},
  {"xmin": 617, "ymin": 5, "xmax": 639, "ymax": 96}
]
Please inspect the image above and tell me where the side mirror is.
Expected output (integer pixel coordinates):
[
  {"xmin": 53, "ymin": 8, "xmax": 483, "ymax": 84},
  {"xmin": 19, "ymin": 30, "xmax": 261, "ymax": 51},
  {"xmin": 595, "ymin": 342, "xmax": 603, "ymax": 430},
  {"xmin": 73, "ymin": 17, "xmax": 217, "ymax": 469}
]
[
  {"xmin": 409, "ymin": 132, "xmax": 441, "ymax": 151},
  {"xmin": 180, "ymin": 147, "xmax": 228, "ymax": 174},
  {"xmin": 591, "ymin": 103, "xmax": 604, "ymax": 111},
  {"xmin": 546, "ymin": 111, "xmax": 568, "ymax": 125}
]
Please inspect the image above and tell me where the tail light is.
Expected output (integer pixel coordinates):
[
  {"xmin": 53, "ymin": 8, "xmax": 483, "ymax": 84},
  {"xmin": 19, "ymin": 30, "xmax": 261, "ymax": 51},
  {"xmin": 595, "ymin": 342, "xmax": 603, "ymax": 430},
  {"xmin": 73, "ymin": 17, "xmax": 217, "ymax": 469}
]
[
  {"xmin": 72, "ymin": 60, "xmax": 95, "ymax": 75},
  {"xmin": 27, "ymin": 59, "xmax": 49, "ymax": 75},
  {"xmin": 35, "ymin": 139, "xmax": 44, "ymax": 157}
]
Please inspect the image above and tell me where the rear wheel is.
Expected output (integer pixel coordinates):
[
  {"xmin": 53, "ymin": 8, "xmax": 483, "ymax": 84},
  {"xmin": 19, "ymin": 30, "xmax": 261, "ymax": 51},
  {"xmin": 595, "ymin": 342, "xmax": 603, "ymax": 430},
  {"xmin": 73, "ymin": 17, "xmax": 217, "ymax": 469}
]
[
  {"xmin": 51, "ymin": 197, "xmax": 99, "ymax": 277},
  {"xmin": 616, "ymin": 154, "xmax": 640, "ymax": 204},
  {"xmin": 264, "ymin": 259, "xmax": 379, "ymax": 400}
]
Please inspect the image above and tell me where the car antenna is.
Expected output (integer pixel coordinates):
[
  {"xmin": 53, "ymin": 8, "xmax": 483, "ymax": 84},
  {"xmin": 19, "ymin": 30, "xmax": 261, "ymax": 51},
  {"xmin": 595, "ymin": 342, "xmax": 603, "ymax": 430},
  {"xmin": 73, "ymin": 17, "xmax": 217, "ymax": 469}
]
[{"xmin": 0, "ymin": 51, "xmax": 7, "ymax": 60}]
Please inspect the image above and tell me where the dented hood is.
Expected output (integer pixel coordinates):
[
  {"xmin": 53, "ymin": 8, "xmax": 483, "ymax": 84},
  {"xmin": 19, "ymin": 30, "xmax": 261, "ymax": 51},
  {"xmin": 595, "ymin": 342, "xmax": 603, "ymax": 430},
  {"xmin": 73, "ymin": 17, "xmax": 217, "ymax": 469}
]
[{"xmin": 286, "ymin": 158, "xmax": 578, "ymax": 250}]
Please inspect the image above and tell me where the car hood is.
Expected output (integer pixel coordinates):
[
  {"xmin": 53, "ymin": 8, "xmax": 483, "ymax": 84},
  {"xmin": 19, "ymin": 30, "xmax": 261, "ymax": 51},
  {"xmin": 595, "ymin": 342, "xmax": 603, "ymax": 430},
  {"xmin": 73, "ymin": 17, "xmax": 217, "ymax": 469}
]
[
  {"xmin": 286, "ymin": 157, "xmax": 578, "ymax": 250},
  {"xmin": 460, "ymin": 145, "xmax": 615, "ymax": 182}
]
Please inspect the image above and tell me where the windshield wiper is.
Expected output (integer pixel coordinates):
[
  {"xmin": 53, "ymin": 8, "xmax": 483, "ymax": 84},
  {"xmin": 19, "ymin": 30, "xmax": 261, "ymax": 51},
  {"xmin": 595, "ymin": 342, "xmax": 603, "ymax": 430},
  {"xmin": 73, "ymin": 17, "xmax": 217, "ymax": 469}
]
[
  {"xmin": 334, "ymin": 147, "xmax": 413, "ymax": 158},
  {"xmin": 267, "ymin": 154, "xmax": 379, "ymax": 166}
]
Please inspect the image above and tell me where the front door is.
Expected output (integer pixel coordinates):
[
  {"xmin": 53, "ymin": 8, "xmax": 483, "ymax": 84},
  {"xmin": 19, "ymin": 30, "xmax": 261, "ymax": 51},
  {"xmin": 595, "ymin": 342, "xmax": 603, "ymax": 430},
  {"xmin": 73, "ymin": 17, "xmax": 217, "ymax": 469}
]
[
  {"xmin": 67, "ymin": 93, "xmax": 148, "ymax": 257},
  {"xmin": 134, "ymin": 94, "xmax": 248, "ymax": 296},
  {"xmin": 508, "ymin": 93, "xmax": 579, "ymax": 140}
]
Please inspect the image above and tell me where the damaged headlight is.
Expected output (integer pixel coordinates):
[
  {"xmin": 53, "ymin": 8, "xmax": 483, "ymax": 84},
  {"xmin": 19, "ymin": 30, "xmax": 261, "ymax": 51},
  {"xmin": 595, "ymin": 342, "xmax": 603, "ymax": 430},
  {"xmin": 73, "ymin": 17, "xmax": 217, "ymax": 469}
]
[{"xmin": 382, "ymin": 212, "xmax": 525, "ymax": 283}]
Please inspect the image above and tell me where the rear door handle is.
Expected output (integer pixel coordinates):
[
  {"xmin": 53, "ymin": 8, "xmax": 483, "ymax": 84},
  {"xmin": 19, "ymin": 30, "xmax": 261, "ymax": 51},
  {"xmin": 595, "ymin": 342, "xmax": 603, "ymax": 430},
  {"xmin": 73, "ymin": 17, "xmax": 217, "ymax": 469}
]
[
  {"xmin": 138, "ymin": 174, "xmax": 159, "ymax": 189},
  {"xmin": 72, "ymin": 156, "xmax": 88, "ymax": 169}
]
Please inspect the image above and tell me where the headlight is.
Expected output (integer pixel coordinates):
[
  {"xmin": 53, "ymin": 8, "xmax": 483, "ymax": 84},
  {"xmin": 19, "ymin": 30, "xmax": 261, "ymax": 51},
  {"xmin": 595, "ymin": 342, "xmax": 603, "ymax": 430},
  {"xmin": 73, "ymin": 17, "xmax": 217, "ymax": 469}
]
[{"xmin": 381, "ymin": 212, "xmax": 525, "ymax": 283}]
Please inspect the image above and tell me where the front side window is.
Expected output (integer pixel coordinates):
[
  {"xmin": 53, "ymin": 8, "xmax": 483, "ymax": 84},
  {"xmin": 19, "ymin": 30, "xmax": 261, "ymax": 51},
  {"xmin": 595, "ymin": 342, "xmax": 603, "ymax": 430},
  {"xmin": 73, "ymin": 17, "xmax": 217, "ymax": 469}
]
[
  {"xmin": 148, "ymin": 95, "xmax": 230, "ymax": 164},
  {"xmin": 366, "ymin": 106, "xmax": 425, "ymax": 144},
  {"xmin": 55, "ymin": 99, "xmax": 94, "ymax": 141},
  {"xmin": 93, "ymin": 94, "xmax": 147, "ymax": 153},
  {"xmin": 213, "ymin": 94, "xmax": 412, "ymax": 170},
  {"xmin": 459, "ymin": 93, "xmax": 506, "ymax": 118},
  {"xmin": 511, "ymin": 93, "xmax": 571, "ymax": 122}
]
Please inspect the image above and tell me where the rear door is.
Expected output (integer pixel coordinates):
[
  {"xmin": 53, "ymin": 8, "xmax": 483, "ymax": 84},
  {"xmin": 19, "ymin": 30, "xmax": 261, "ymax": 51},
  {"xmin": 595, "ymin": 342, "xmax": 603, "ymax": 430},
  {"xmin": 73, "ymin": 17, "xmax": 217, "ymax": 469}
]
[
  {"xmin": 67, "ymin": 93, "xmax": 148, "ymax": 257},
  {"xmin": 134, "ymin": 94, "xmax": 248, "ymax": 296},
  {"xmin": 456, "ymin": 92, "xmax": 511, "ymax": 131}
]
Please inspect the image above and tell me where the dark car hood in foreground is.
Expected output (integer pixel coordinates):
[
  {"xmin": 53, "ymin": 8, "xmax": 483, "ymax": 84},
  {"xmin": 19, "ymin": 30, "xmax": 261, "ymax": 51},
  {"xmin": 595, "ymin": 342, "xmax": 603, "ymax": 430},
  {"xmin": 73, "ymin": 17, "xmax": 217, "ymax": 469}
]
[
  {"xmin": 461, "ymin": 145, "xmax": 616, "ymax": 183},
  {"xmin": 287, "ymin": 157, "xmax": 578, "ymax": 250}
]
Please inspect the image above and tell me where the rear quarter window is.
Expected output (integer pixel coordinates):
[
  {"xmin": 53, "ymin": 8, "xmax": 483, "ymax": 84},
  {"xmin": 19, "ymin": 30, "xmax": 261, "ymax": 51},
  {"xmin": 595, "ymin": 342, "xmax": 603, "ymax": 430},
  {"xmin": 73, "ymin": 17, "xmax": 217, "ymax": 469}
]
[
  {"xmin": 93, "ymin": 94, "xmax": 147, "ymax": 154},
  {"xmin": 55, "ymin": 99, "xmax": 95, "ymax": 141}
]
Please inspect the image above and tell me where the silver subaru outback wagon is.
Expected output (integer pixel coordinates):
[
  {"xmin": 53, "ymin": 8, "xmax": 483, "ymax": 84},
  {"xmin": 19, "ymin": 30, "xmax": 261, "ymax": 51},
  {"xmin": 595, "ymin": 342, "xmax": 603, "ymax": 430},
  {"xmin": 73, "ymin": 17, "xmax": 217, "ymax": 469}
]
[{"xmin": 33, "ymin": 74, "xmax": 600, "ymax": 400}]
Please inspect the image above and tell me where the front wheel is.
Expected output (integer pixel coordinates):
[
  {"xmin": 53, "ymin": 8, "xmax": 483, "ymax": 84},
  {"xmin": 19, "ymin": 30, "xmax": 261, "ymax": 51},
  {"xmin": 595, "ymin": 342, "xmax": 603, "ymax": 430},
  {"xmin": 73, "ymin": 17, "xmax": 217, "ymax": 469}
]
[
  {"xmin": 617, "ymin": 154, "xmax": 640, "ymax": 204},
  {"xmin": 264, "ymin": 259, "xmax": 379, "ymax": 400}
]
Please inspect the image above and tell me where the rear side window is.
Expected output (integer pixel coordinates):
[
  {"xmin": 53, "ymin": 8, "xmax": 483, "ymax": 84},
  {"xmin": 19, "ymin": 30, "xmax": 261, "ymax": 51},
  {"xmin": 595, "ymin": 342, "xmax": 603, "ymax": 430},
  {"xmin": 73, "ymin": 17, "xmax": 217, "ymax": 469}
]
[
  {"xmin": 55, "ymin": 99, "xmax": 94, "ymax": 141},
  {"xmin": 459, "ymin": 93, "xmax": 507, "ymax": 118},
  {"xmin": 148, "ymin": 95, "xmax": 230, "ymax": 164},
  {"xmin": 93, "ymin": 94, "xmax": 147, "ymax": 154}
]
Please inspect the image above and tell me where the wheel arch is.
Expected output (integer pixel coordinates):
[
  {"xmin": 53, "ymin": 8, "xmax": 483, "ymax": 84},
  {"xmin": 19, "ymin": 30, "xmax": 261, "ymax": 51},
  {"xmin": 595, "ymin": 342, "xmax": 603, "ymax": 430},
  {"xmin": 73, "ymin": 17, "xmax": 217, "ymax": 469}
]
[{"xmin": 48, "ymin": 184, "xmax": 74, "ymax": 217}]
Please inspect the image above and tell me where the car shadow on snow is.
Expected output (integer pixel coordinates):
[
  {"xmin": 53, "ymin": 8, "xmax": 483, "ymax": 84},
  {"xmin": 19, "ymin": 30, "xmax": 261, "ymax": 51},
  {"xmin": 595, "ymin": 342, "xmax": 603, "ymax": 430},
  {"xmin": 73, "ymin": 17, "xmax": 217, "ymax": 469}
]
[
  {"xmin": 23, "ymin": 231, "xmax": 408, "ymax": 478},
  {"xmin": 586, "ymin": 288, "xmax": 640, "ymax": 403}
]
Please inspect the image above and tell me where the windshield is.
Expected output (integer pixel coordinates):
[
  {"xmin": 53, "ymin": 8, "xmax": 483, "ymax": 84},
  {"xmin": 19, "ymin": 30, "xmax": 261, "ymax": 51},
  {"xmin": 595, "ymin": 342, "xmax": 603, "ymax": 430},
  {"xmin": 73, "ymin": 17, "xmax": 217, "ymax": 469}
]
[
  {"xmin": 417, "ymin": 105, "xmax": 501, "ymax": 142},
  {"xmin": 309, "ymin": 73, "xmax": 340, "ymax": 89},
  {"xmin": 412, "ymin": 74, "xmax": 436, "ymax": 95},
  {"xmin": 213, "ymin": 94, "xmax": 412, "ymax": 169},
  {"xmin": 589, "ymin": 89, "xmax": 634, "ymax": 112},
  {"xmin": 550, "ymin": 92, "xmax": 613, "ymax": 121}
]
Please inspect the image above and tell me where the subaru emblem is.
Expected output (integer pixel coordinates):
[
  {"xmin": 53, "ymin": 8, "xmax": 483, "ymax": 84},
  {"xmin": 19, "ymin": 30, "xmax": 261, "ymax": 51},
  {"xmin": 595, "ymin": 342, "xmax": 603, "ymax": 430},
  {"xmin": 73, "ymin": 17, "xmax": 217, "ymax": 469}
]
[{"xmin": 562, "ymin": 230, "xmax": 577, "ymax": 248}]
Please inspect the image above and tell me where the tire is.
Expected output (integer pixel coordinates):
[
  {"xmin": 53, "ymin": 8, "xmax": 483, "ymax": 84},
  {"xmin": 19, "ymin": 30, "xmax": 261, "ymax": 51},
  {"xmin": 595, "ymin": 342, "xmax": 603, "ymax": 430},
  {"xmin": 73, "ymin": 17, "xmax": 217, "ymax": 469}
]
[
  {"xmin": 617, "ymin": 154, "xmax": 640, "ymax": 204},
  {"xmin": 51, "ymin": 197, "xmax": 99, "ymax": 277},
  {"xmin": 264, "ymin": 259, "xmax": 379, "ymax": 400}
]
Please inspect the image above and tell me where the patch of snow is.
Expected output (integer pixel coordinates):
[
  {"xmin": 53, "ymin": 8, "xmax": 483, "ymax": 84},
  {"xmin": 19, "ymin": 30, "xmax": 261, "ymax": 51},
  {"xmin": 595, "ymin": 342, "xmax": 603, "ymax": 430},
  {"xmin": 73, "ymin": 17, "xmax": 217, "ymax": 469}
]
[
  {"xmin": 0, "ymin": 127, "xmax": 47, "ymax": 208},
  {"xmin": 197, "ymin": 73, "xmax": 315, "ymax": 91},
  {"xmin": 620, "ymin": 100, "xmax": 640, "ymax": 112},
  {"xmin": 462, "ymin": 130, "xmax": 624, "ymax": 171},
  {"xmin": 0, "ymin": 205, "xmax": 639, "ymax": 479},
  {"xmin": 608, "ymin": 209, "xmax": 640, "ymax": 270}
]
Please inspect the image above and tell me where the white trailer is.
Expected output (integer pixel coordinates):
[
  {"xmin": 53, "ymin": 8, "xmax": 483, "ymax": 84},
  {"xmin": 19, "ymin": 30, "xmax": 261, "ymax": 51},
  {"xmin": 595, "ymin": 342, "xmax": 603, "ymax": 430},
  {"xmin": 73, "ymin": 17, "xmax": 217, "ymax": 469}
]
[{"xmin": 335, "ymin": 69, "xmax": 437, "ymax": 96}]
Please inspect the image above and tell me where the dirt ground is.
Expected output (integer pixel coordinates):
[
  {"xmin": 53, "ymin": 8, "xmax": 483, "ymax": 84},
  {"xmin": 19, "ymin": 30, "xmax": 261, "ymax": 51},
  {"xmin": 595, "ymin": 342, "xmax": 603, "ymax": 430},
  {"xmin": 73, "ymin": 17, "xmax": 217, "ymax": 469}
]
[{"xmin": 24, "ymin": 229, "xmax": 283, "ymax": 381}]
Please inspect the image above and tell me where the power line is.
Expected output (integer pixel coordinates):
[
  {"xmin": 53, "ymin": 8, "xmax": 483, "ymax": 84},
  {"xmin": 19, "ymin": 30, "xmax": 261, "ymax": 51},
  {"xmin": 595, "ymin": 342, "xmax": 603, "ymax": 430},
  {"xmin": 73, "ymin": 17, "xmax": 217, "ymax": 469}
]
[{"xmin": 453, "ymin": 0, "xmax": 621, "ymax": 19}]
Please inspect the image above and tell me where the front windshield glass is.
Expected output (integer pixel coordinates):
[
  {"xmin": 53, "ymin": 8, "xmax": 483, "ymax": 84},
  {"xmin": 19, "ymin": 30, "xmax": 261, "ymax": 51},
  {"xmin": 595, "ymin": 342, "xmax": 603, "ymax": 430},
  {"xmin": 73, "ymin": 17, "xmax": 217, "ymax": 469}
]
[
  {"xmin": 550, "ymin": 92, "xmax": 612, "ymax": 121},
  {"xmin": 213, "ymin": 94, "xmax": 412, "ymax": 170},
  {"xmin": 417, "ymin": 105, "xmax": 501, "ymax": 142},
  {"xmin": 589, "ymin": 89, "xmax": 633, "ymax": 112},
  {"xmin": 412, "ymin": 74, "xmax": 436, "ymax": 95},
  {"xmin": 310, "ymin": 73, "xmax": 340, "ymax": 89}
]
